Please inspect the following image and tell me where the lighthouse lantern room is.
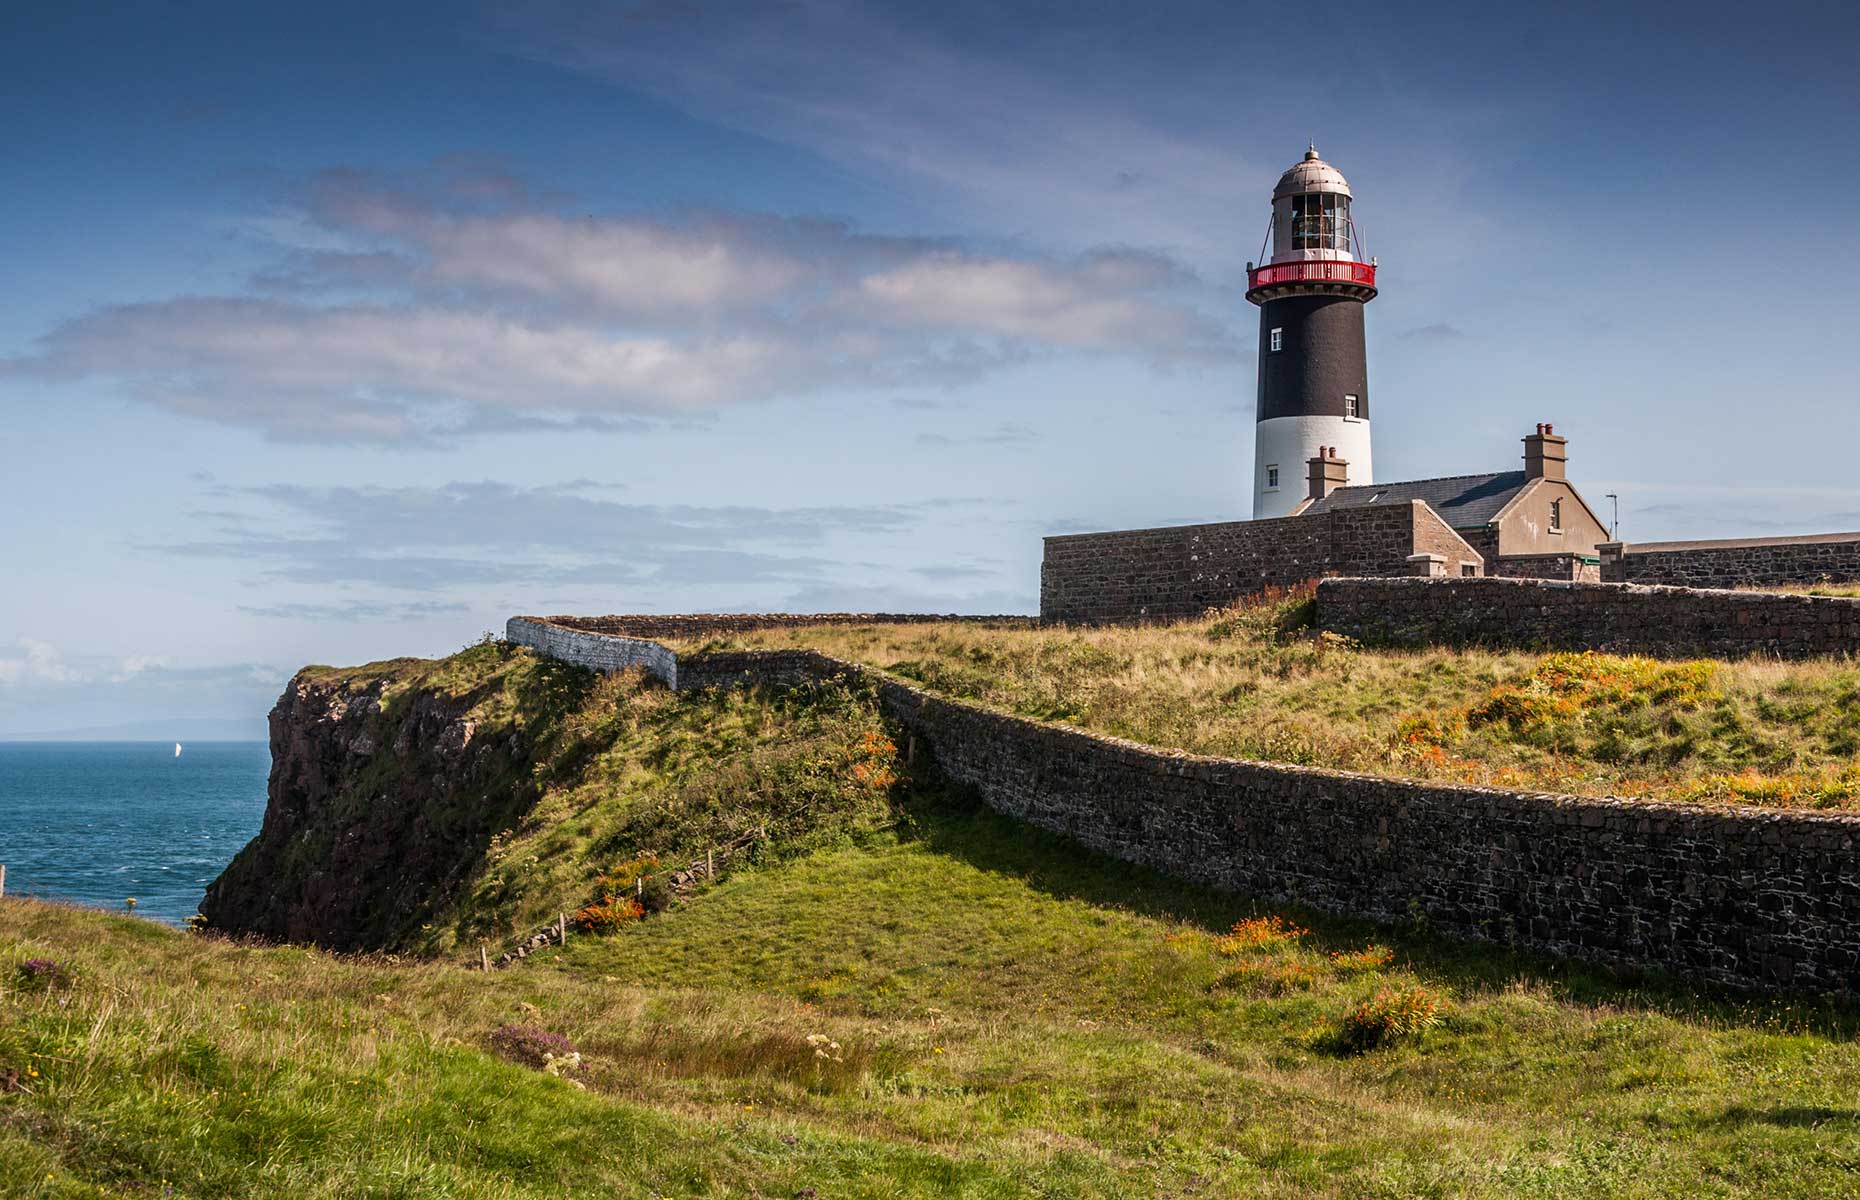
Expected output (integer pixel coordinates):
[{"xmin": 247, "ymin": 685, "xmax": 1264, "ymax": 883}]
[{"xmin": 1246, "ymin": 146, "xmax": 1378, "ymax": 519}]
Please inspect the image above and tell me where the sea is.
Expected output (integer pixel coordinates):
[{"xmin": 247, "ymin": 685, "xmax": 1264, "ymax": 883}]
[{"xmin": 0, "ymin": 741, "xmax": 270, "ymax": 926}]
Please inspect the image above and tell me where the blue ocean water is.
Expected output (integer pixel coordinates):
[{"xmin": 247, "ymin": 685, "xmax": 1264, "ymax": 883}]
[{"xmin": 0, "ymin": 742, "xmax": 269, "ymax": 926}]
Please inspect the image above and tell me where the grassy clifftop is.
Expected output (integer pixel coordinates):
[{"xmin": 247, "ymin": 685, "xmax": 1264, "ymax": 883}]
[
  {"xmin": 204, "ymin": 640, "xmax": 903, "ymax": 955},
  {"xmin": 6, "ymin": 638, "xmax": 1860, "ymax": 1195},
  {"xmin": 690, "ymin": 591, "xmax": 1860, "ymax": 808},
  {"xmin": 8, "ymin": 791, "xmax": 1860, "ymax": 1197}
]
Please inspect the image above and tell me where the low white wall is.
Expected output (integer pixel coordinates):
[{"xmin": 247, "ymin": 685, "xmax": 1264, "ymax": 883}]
[{"xmin": 504, "ymin": 617, "xmax": 679, "ymax": 688}]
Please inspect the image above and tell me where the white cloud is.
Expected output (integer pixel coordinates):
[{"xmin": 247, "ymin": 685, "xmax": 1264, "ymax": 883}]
[
  {"xmin": 111, "ymin": 655, "xmax": 172, "ymax": 682},
  {"xmin": 0, "ymin": 639, "xmax": 83, "ymax": 686},
  {"xmin": 4, "ymin": 175, "xmax": 1236, "ymax": 443}
]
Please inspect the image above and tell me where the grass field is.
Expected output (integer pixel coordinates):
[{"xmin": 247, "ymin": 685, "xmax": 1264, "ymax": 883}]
[
  {"xmin": 7, "ymin": 651, "xmax": 1860, "ymax": 1197},
  {"xmin": 689, "ymin": 591, "xmax": 1860, "ymax": 809},
  {"xmin": 7, "ymin": 799, "xmax": 1860, "ymax": 1198}
]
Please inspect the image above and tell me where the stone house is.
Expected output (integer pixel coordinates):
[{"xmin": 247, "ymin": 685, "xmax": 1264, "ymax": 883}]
[
  {"xmin": 1038, "ymin": 424, "xmax": 1613, "ymax": 622},
  {"xmin": 1293, "ymin": 424, "xmax": 1609, "ymax": 578}
]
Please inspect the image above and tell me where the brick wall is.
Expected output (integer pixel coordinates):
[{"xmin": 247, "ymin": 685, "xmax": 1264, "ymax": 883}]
[
  {"xmin": 1601, "ymin": 532, "xmax": 1860, "ymax": 588},
  {"xmin": 1040, "ymin": 501, "xmax": 1483, "ymax": 624},
  {"xmin": 1315, "ymin": 576, "xmax": 1860, "ymax": 659},
  {"xmin": 508, "ymin": 614, "xmax": 1860, "ymax": 993}
]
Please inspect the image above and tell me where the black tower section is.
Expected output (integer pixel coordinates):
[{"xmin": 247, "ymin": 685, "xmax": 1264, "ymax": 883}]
[{"xmin": 1255, "ymin": 294, "xmax": 1369, "ymax": 422}]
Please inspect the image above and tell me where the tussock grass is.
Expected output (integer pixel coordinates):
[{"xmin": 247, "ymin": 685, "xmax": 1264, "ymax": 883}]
[
  {"xmin": 695, "ymin": 595, "xmax": 1860, "ymax": 808},
  {"xmin": 8, "ymin": 646, "xmax": 1860, "ymax": 1195},
  {"xmin": 9, "ymin": 787, "xmax": 1860, "ymax": 1196}
]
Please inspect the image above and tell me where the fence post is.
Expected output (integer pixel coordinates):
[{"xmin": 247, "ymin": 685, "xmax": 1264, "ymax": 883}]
[
  {"xmin": 0, "ymin": 863, "xmax": 6, "ymax": 899},
  {"xmin": 480, "ymin": 944, "xmax": 489, "ymax": 972},
  {"xmin": 707, "ymin": 848, "xmax": 714, "ymax": 878},
  {"xmin": 558, "ymin": 912, "xmax": 567, "ymax": 944}
]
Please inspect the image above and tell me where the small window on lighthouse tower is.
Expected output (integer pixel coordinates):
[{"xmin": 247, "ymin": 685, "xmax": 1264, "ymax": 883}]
[
  {"xmin": 1270, "ymin": 327, "xmax": 1283, "ymax": 352},
  {"xmin": 1344, "ymin": 394, "xmax": 1360, "ymax": 419},
  {"xmin": 1266, "ymin": 466, "xmax": 1280, "ymax": 490}
]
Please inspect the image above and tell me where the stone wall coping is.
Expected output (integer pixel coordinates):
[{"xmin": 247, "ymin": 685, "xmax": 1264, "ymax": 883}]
[
  {"xmin": 524, "ymin": 611, "xmax": 1035, "ymax": 631},
  {"xmin": 1315, "ymin": 573, "xmax": 1860, "ymax": 605},
  {"xmin": 1609, "ymin": 531, "xmax": 1860, "ymax": 554}
]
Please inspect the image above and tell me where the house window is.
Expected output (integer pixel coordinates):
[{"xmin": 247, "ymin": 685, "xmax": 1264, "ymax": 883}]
[
  {"xmin": 1461, "ymin": 563, "xmax": 1479, "ymax": 577},
  {"xmin": 1270, "ymin": 327, "xmax": 1283, "ymax": 352},
  {"xmin": 1344, "ymin": 394, "xmax": 1360, "ymax": 419},
  {"xmin": 1549, "ymin": 498, "xmax": 1564, "ymax": 533},
  {"xmin": 1266, "ymin": 465, "xmax": 1280, "ymax": 490}
]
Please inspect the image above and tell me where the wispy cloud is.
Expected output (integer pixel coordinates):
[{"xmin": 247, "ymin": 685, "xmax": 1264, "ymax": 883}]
[
  {"xmin": 0, "ymin": 639, "xmax": 82, "ymax": 686},
  {"xmin": 914, "ymin": 422, "xmax": 1039, "ymax": 449},
  {"xmin": 3, "ymin": 168, "xmax": 1236, "ymax": 444},
  {"xmin": 237, "ymin": 600, "xmax": 472, "ymax": 622},
  {"xmin": 158, "ymin": 480, "xmax": 922, "ymax": 593},
  {"xmin": 494, "ymin": 2, "xmax": 1276, "ymax": 259}
]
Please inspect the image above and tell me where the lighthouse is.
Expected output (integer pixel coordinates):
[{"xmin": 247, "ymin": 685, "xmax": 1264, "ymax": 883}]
[{"xmin": 1246, "ymin": 146, "xmax": 1377, "ymax": 519}]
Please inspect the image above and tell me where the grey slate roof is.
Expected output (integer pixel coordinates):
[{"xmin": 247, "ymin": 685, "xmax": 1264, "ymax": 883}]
[{"xmin": 1303, "ymin": 471, "xmax": 1528, "ymax": 529}]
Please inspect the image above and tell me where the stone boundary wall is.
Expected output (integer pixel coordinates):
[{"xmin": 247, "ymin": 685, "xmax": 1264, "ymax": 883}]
[
  {"xmin": 537, "ymin": 612, "xmax": 1035, "ymax": 642},
  {"xmin": 508, "ymin": 613, "xmax": 1860, "ymax": 993},
  {"xmin": 1492, "ymin": 553, "xmax": 1601, "ymax": 583},
  {"xmin": 506, "ymin": 617, "xmax": 679, "ymax": 685},
  {"xmin": 1601, "ymin": 531, "xmax": 1860, "ymax": 589},
  {"xmin": 1040, "ymin": 501, "xmax": 1483, "ymax": 625},
  {"xmin": 1314, "ymin": 576, "xmax": 1860, "ymax": 660}
]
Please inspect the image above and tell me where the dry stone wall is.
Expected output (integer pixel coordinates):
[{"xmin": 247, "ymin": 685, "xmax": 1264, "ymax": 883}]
[
  {"xmin": 509, "ymin": 613, "xmax": 1860, "ymax": 993},
  {"xmin": 537, "ymin": 613, "xmax": 1034, "ymax": 641},
  {"xmin": 1602, "ymin": 533, "xmax": 1860, "ymax": 588},
  {"xmin": 1314, "ymin": 576, "xmax": 1860, "ymax": 660},
  {"xmin": 1491, "ymin": 553, "xmax": 1601, "ymax": 583},
  {"xmin": 1040, "ymin": 501, "xmax": 1482, "ymax": 624}
]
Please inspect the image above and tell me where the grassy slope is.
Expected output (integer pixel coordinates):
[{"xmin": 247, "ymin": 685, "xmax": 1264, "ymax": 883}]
[
  {"xmin": 691, "ymin": 596, "xmax": 1860, "ymax": 808},
  {"xmin": 288, "ymin": 642, "xmax": 905, "ymax": 955},
  {"xmin": 6, "ymin": 646, "xmax": 1860, "ymax": 1197}
]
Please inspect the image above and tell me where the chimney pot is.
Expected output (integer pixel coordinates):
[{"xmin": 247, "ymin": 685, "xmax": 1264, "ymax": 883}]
[
  {"xmin": 1523, "ymin": 423, "xmax": 1569, "ymax": 481},
  {"xmin": 1306, "ymin": 447, "xmax": 1350, "ymax": 501}
]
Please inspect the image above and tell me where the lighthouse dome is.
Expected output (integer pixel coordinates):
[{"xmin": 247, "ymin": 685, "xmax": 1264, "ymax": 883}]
[{"xmin": 1273, "ymin": 146, "xmax": 1352, "ymax": 199}]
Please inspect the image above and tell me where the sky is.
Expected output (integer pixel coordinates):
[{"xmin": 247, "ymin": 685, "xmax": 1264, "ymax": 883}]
[{"xmin": 2, "ymin": 0, "xmax": 1858, "ymax": 737}]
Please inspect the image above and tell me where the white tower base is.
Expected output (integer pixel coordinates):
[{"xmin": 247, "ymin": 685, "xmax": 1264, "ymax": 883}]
[{"xmin": 1252, "ymin": 415, "xmax": 1372, "ymax": 519}]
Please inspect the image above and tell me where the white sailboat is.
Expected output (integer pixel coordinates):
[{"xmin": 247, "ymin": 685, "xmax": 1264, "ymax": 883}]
[{"xmin": 174, "ymin": 742, "xmax": 183, "ymax": 758}]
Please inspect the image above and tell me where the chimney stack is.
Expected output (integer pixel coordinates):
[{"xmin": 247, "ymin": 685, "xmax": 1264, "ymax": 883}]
[
  {"xmin": 1307, "ymin": 446, "xmax": 1350, "ymax": 501},
  {"xmin": 1523, "ymin": 422, "xmax": 1567, "ymax": 481}
]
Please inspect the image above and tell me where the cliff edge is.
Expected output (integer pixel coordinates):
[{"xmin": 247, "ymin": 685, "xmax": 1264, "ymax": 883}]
[{"xmin": 199, "ymin": 650, "xmax": 546, "ymax": 950}]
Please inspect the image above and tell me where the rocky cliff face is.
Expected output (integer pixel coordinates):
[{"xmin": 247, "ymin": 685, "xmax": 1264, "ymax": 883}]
[{"xmin": 200, "ymin": 664, "xmax": 535, "ymax": 951}]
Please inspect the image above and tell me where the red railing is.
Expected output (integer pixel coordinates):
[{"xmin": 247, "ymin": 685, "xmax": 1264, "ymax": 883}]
[{"xmin": 1247, "ymin": 260, "xmax": 1376, "ymax": 290}]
